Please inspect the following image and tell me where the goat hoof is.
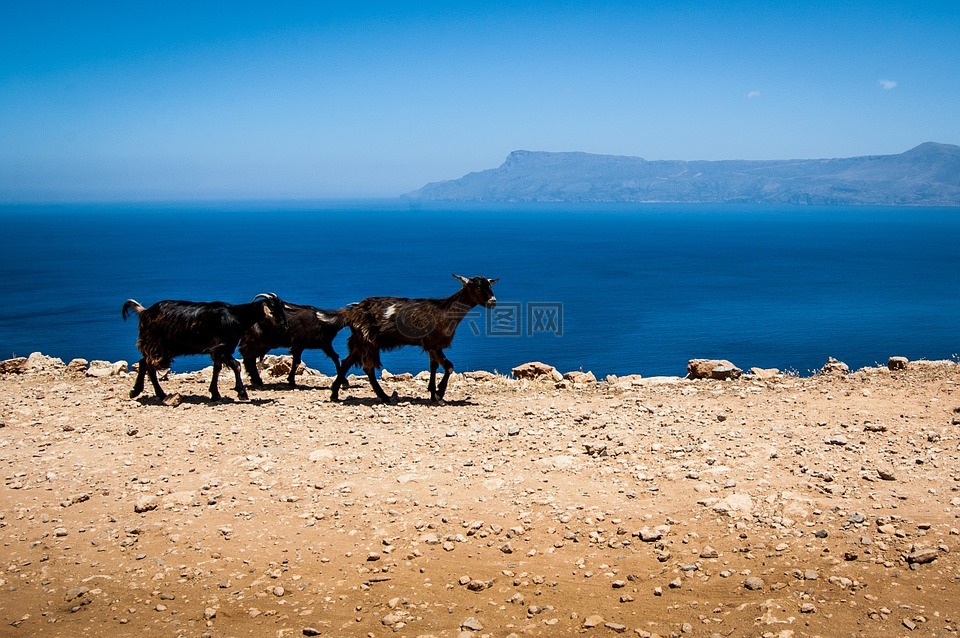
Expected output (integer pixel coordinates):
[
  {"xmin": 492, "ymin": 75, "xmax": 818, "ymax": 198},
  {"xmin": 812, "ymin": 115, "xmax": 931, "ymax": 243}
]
[
  {"xmin": 237, "ymin": 391, "xmax": 249, "ymax": 401},
  {"xmin": 129, "ymin": 389, "xmax": 141, "ymax": 398},
  {"xmin": 382, "ymin": 392, "xmax": 400, "ymax": 405}
]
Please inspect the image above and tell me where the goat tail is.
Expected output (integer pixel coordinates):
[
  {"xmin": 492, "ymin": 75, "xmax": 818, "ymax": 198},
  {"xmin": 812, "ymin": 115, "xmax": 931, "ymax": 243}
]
[
  {"xmin": 330, "ymin": 308, "xmax": 350, "ymax": 330},
  {"xmin": 122, "ymin": 299, "xmax": 145, "ymax": 321}
]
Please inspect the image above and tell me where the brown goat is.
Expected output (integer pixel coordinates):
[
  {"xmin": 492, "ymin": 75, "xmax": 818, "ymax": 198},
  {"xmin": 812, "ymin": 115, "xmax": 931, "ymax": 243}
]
[{"xmin": 330, "ymin": 275, "xmax": 498, "ymax": 404}]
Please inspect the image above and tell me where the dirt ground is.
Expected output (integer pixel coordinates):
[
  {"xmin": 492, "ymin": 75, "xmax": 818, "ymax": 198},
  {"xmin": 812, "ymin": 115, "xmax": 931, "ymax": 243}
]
[{"xmin": 2, "ymin": 354, "xmax": 960, "ymax": 638}]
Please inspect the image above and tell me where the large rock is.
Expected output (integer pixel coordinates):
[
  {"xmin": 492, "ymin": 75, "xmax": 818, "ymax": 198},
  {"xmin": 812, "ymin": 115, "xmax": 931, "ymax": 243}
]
[
  {"xmin": 26, "ymin": 352, "xmax": 66, "ymax": 373},
  {"xmin": 259, "ymin": 354, "xmax": 308, "ymax": 378},
  {"xmin": 85, "ymin": 360, "xmax": 128, "ymax": 377},
  {"xmin": 888, "ymin": 356, "xmax": 909, "ymax": 371},
  {"xmin": 687, "ymin": 359, "xmax": 742, "ymax": 380},
  {"xmin": 563, "ymin": 370, "xmax": 597, "ymax": 384},
  {"xmin": 0, "ymin": 357, "xmax": 28, "ymax": 374},
  {"xmin": 67, "ymin": 358, "xmax": 89, "ymax": 374},
  {"xmin": 512, "ymin": 361, "xmax": 562, "ymax": 381},
  {"xmin": 820, "ymin": 357, "xmax": 849, "ymax": 375}
]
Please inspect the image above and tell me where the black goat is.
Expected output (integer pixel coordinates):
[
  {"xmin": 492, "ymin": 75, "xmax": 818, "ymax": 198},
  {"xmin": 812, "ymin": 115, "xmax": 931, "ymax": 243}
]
[
  {"xmin": 239, "ymin": 302, "xmax": 349, "ymax": 387},
  {"xmin": 121, "ymin": 293, "xmax": 286, "ymax": 402},
  {"xmin": 330, "ymin": 274, "xmax": 498, "ymax": 404}
]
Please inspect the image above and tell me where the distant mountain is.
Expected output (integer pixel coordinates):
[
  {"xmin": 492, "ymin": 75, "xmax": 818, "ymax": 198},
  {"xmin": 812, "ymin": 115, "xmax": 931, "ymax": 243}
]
[{"xmin": 409, "ymin": 142, "xmax": 960, "ymax": 205}]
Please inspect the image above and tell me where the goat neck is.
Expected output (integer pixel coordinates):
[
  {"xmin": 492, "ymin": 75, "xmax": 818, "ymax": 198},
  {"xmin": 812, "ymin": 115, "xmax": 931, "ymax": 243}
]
[{"xmin": 439, "ymin": 286, "xmax": 480, "ymax": 319}]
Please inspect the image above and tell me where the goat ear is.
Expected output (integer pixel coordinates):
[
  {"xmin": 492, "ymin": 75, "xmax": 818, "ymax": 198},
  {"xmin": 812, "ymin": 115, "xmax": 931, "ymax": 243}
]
[
  {"xmin": 262, "ymin": 303, "xmax": 274, "ymax": 320},
  {"xmin": 453, "ymin": 274, "xmax": 469, "ymax": 285},
  {"xmin": 487, "ymin": 278, "xmax": 499, "ymax": 285}
]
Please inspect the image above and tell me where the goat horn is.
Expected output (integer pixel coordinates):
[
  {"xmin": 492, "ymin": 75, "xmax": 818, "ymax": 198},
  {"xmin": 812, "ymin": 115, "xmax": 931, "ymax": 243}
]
[{"xmin": 253, "ymin": 292, "xmax": 278, "ymax": 301}]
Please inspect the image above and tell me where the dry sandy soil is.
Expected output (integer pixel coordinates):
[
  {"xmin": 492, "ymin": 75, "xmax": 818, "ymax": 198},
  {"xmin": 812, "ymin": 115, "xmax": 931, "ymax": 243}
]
[{"xmin": 2, "ymin": 354, "xmax": 960, "ymax": 638}]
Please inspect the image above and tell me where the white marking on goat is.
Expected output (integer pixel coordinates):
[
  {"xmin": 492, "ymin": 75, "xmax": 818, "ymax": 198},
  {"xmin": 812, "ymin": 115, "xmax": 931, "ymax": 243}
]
[{"xmin": 384, "ymin": 305, "xmax": 397, "ymax": 319}]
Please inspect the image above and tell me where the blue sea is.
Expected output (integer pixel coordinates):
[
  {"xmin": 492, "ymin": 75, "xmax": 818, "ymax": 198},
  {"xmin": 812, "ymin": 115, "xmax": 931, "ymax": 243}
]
[{"xmin": 1, "ymin": 201, "xmax": 958, "ymax": 378}]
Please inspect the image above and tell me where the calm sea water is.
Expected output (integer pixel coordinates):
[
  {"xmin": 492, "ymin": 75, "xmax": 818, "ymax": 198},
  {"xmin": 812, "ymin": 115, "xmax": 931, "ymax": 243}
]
[{"xmin": 1, "ymin": 201, "xmax": 958, "ymax": 378}]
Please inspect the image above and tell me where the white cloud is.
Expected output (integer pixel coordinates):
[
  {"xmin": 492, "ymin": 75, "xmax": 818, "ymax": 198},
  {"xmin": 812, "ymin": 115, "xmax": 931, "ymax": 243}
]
[
  {"xmin": 746, "ymin": 90, "xmax": 761, "ymax": 98},
  {"xmin": 879, "ymin": 79, "xmax": 897, "ymax": 90}
]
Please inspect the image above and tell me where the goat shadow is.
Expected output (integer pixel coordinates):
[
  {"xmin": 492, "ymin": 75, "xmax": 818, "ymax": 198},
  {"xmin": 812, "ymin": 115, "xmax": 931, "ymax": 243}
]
[
  {"xmin": 249, "ymin": 381, "xmax": 340, "ymax": 392},
  {"xmin": 334, "ymin": 395, "xmax": 478, "ymax": 408},
  {"xmin": 134, "ymin": 394, "xmax": 276, "ymax": 407}
]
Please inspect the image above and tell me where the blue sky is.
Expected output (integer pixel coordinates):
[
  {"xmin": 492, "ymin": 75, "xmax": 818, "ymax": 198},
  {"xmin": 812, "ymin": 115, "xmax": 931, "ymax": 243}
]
[{"xmin": 2, "ymin": 1, "xmax": 958, "ymax": 201}]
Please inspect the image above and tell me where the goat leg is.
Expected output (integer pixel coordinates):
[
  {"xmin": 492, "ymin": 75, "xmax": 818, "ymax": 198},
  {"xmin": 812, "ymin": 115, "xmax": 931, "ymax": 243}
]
[
  {"xmin": 288, "ymin": 348, "xmax": 303, "ymax": 387},
  {"xmin": 427, "ymin": 358, "xmax": 441, "ymax": 403},
  {"xmin": 209, "ymin": 360, "xmax": 223, "ymax": 401},
  {"xmin": 435, "ymin": 354, "xmax": 455, "ymax": 402},
  {"xmin": 225, "ymin": 357, "xmax": 249, "ymax": 400},
  {"xmin": 243, "ymin": 355, "xmax": 265, "ymax": 387},
  {"xmin": 330, "ymin": 353, "xmax": 357, "ymax": 401},
  {"xmin": 320, "ymin": 343, "xmax": 349, "ymax": 388},
  {"xmin": 365, "ymin": 366, "xmax": 396, "ymax": 404},
  {"xmin": 130, "ymin": 358, "xmax": 147, "ymax": 398},
  {"xmin": 146, "ymin": 364, "xmax": 167, "ymax": 400}
]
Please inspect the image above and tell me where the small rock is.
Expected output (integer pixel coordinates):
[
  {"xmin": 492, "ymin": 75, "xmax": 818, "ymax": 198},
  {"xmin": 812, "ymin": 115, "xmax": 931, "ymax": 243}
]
[
  {"xmin": 467, "ymin": 580, "xmax": 487, "ymax": 592},
  {"xmin": 461, "ymin": 617, "xmax": 483, "ymax": 631},
  {"xmin": 134, "ymin": 495, "xmax": 159, "ymax": 513},
  {"xmin": 162, "ymin": 393, "xmax": 182, "ymax": 407},
  {"xmin": 584, "ymin": 443, "xmax": 608, "ymax": 457},
  {"xmin": 744, "ymin": 577, "xmax": 765, "ymax": 591},
  {"xmin": 381, "ymin": 613, "xmax": 403, "ymax": 626},
  {"xmin": 906, "ymin": 548, "xmax": 939, "ymax": 564},
  {"xmin": 583, "ymin": 615, "xmax": 604, "ymax": 628},
  {"xmin": 638, "ymin": 527, "xmax": 662, "ymax": 542},
  {"xmin": 65, "ymin": 586, "xmax": 90, "ymax": 601}
]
